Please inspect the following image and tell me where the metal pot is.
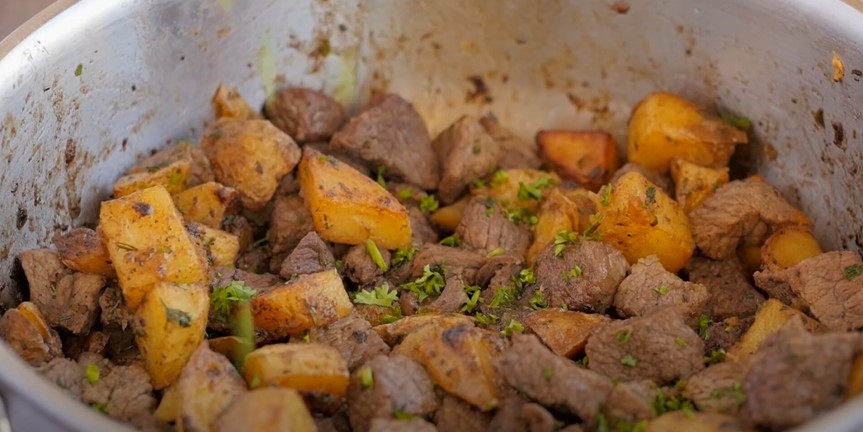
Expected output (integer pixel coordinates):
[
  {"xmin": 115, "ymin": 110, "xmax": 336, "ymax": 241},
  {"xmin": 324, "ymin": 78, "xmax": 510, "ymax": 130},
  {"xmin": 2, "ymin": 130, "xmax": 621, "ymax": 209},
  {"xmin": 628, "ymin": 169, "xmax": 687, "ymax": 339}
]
[{"xmin": 0, "ymin": 0, "xmax": 861, "ymax": 430}]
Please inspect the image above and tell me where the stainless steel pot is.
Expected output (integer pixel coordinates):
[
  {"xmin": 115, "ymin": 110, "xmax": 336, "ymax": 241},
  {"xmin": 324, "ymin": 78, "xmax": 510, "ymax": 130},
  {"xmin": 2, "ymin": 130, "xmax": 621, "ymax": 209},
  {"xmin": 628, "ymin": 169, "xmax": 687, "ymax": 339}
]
[{"xmin": 0, "ymin": 0, "xmax": 862, "ymax": 430}]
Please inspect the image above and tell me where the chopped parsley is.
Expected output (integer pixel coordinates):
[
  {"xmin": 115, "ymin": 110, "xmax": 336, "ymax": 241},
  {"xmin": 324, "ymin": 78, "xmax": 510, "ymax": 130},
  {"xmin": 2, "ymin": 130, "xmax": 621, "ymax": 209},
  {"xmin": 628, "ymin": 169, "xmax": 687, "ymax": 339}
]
[
  {"xmin": 596, "ymin": 412, "xmax": 610, "ymax": 432},
  {"xmin": 581, "ymin": 215, "xmax": 604, "ymax": 241},
  {"xmin": 504, "ymin": 207, "xmax": 538, "ymax": 226},
  {"xmin": 620, "ymin": 354, "xmax": 638, "ymax": 367},
  {"xmin": 352, "ymin": 284, "xmax": 398, "ymax": 307},
  {"xmin": 381, "ymin": 309, "xmax": 403, "ymax": 324},
  {"xmin": 210, "ymin": 281, "xmax": 257, "ymax": 322},
  {"xmin": 474, "ymin": 313, "xmax": 499, "ymax": 327},
  {"xmin": 529, "ymin": 290, "xmax": 547, "ymax": 310},
  {"xmin": 489, "ymin": 284, "xmax": 518, "ymax": 308},
  {"xmin": 162, "ymin": 300, "xmax": 192, "ymax": 327},
  {"xmin": 542, "ymin": 368, "xmax": 554, "ymax": 381},
  {"xmin": 401, "ymin": 265, "xmax": 446, "ymax": 302},
  {"xmin": 85, "ymin": 363, "xmax": 100, "ymax": 385},
  {"xmin": 844, "ymin": 264, "xmax": 863, "ymax": 281},
  {"xmin": 615, "ymin": 330, "xmax": 633, "ymax": 346},
  {"xmin": 517, "ymin": 177, "xmax": 555, "ymax": 201},
  {"xmin": 91, "ymin": 402, "xmax": 107, "ymax": 413},
  {"xmin": 599, "ymin": 184, "xmax": 613, "ymax": 206},
  {"xmin": 393, "ymin": 409, "xmax": 414, "ymax": 420},
  {"xmin": 358, "ymin": 366, "xmax": 374, "ymax": 389},
  {"xmin": 704, "ymin": 348, "xmax": 726, "ymax": 365},
  {"xmin": 644, "ymin": 185, "xmax": 657, "ymax": 208},
  {"xmin": 439, "ymin": 233, "xmax": 461, "ymax": 247},
  {"xmin": 566, "ymin": 263, "xmax": 583, "ymax": 279},
  {"xmin": 516, "ymin": 268, "xmax": 536, "ymax": 287},
  {"xmin": 490, "ymin": 170, "xmax": 508, "ymax": 186},
  {"xmin": 375, "ymin": 165, "xmax": 387, "ymax": 188},
  {"xmin": 674, "ymin": 337, "xmax": 688, "ymax": 348},
  {"xmin": 391, "ymin": 246, "xmax": 418, "ymax": 268},
  {"xmin": 719, "ymin": 110, "xmax": 753, "ymax": 132},
  {"xmin": 397, "ymin": 187, "xmax": 414, "ymax": 201},
  {"xmin": 460, "ymin": 285, "xmax": 483, "ymax": 314},
  {"xmin": 501, "ymin": 319, "xmax": 525, "ymax": 337},
  {"xmin": 419, "ymin": 195, "xmax": 439, "ymax": 213},
  {"xmin": 249, "ymin": 376, "xmax": 261, "ymax": 389},
  {"xmin": 710, "ymin": 382, "xmax": 747, "ymax": 407},
  {"xmin": 486, "ymin": 247, "xmax": 505, "ymax": 258},
  {"xmin": 553, "ymin": 229, "xmax": 578, "ymax": 257},
  {"xmin": 365, "ymin": 239, "xmax": 389, "ymax": 271},
  {"xmin": 654, "ymin": 285, "xmax": 669, "ymax": 296},
  {"xmin": 74, "ymin": 63, "xmax": 83, "ymax": 77},
  {"xmin": 697, "ymin": 314, "xmax": 712, "ymax": 339},
  {"xmin": 654, "ymin": 390, "xmax": 696, "ymax": 416}
]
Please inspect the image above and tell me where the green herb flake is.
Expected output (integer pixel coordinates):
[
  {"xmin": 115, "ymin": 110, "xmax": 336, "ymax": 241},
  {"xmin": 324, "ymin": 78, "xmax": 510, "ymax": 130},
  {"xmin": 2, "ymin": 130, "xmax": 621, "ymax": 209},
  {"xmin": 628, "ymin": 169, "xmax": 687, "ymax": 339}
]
[
  {"xmin": 85, "ymin": 363, "xmax": 100, "ymax": 385},
  {"xmin": 375, "ymin": 165, "xmax": 387, "ymax": 188},
  {"xmin": 516, "ymin": 268, "xmax": 536, "ymax": 287},
  {"xmin": 489, "ymin": 284, "xmax": 517, "ymax": 308},
  {"xmin": 210, "ymin": 281, "xmax": 257, "ymax": 322},
  {"xmin": 674, "ymin": 337, "xmax": 688, "ymax": 348},
  {"xmin": 553, "ymin": 229, "xmax": 578, "ymax": 257},
  {"xmin": 74, "ymin": 64, "xmax": 83, "ymax": 77},
  {"xmin": 697, "ymin": 314, "xmax": 712, "ymax": 340},
  {"xmin": 393, "ymin": 409, "xmax": 414, "ymax": 420},
  {"xmin": 358, "ymin": 366, "xmax": 374, "ymax": 389},
  {"xmin": 542, "ymin": 368, "xmax": 554, "ymax": 381},
  {"xmin": 719, "ymin": 110, "xmax": 753, "ymax": 132},
  {"xmin": 231, "ymin": 302, "xmax": 255, "ymax": 368},
  {"xmin": 567, "ymin": 264, "xmax": 583, "ymax": 279},
  {"xmin": 459, "ymin": 285, "xmax": 483, "ymax": 314},
  {"xmin": 704, "ymin": 348, "xmax": 726, "ymax": 365},
  {"xmin": 490, "ymin": 170, "xmax": 508, "ymax": 186},
  {"xmin": 419, "ymin": 194, "xmax": 439, "ymax": 213},
  {"xmin": 529, "ymin": 290, "xmax": 547, "ymax": 310},
  {"xmin": 391, "ymin": 246, "xmax": 418, "ymax": 268},
  {"xmin": 474, "ymin": 312, "xmax": 499, "ymax": 327},
  {"xmin": 615, "ymin": 330, "xmax": 633, "ymax": 346},
  {"xmin": 381, "ymin": 312, "xmax": 403, "ymax": 324},
  {"xmin": 439, "ymin": 233, "xmax": 461, "ymax": 248},
  {"xmin": 302, "ymin": 332, "xmax": 311, "ymax": 343},
  {"xmin": 620, "ymin": 354, "xmax": 638, "ymax": 367},
  {"xmin": 365, "ymin": 239, "xmax": 389, "ymax": 271},
  {"xmin": 486, "ymin": 247, "xmax": 505, "ymax": 258},
  {"xmin": 501, "ymin": 319, "xmax": 525, "ymax": 337},
  {"xmin": 472, "ymin": 144, "xmax": 482, "ymax": 155},
  {"xmin": 249, "ymin": 375, "xmax": 261, "ymax": 389},
  {"xmin": 596, "ymin": 412, "xmax": 610, "ymax": 432},
  {"xmin": 654, "ymin": 285, "xmax": 669, "ymax": 296},
  {"xmin": 599, "ymin": 184, "xmax": 613, "ymax": 206},
  {"xmin": 353, "ymin": 283, "xmax": 398, "ymax": 307},
  {"xmin": 400, "ymin": 265, "xmax": 446, "ymax": 302},
  {"xmin": 161, "ymin": 300, "xmax": 192, "ymax": 327},
  {"xmin": 91, "ymin": 402, "xmax": 107, "ymax": 413},
  {"xmin": 644, "ymin": 185, "xmax": 657, "ymax": 208},
  {"xmin": 472, "ymin": 178, "xmax": 486, "ymax": 188},
  {"xmin": 397, "ymin": 187, "xmax": 414, "ymax": 201},
  {"xmin": 517, "ymin": 176, "xmax": 555, "ymax": 201},
  {"xmin": 844, "ymin": 264, "xmax": 863, "ymax": 281}
]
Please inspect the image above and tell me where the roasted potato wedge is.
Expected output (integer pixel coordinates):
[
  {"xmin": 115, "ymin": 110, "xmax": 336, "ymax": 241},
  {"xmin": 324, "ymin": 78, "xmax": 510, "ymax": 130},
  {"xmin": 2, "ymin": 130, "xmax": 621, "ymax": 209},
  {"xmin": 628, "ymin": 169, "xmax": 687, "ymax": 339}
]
[
  {"xmin": 134, "ymin": 282, "xmax": 209, "ymax": 389},
  {"xmin": 113, "ymin": 159, "xmax": 191, "ymax": 198},
  {"xmin": 373, "ymin": 313, "xmax": 475, "ymax": 346},
  {"xmin": 523, "ymin": 309, "xmax": 611, "ymax": 357},
  {"xmin": 471, "ymin": 168, "xmax": 561, "ymax": 214},
  {"xmin": 0, "ymin": 302, "xmax": 63, "ymax": 366},
  {"xmin": 593, "ymin": 171, "xmax": 695, "ymax": 273},
  {"xmin": 175, "ymin": 342, "xmax": 247, "ymax": 432},
  {"xmin": 212, "ymin": 84, "xmax": 262, "ymax": 120},
  {"xmin": 760, "ymin": 227, "xmax": 822, "ymax": 272},
  {"xmin": 186, "ymin": 222, "xmax": 240, "ymax": 267},
  {"xmin": 251, "ymin": 269, "xmax": 353, "ymax": 339},
  {"xmin": 126, "ymin": 142, "xmax": 214, "ymax": 188},
  {"xmin": 99, "ymin": 185, "xmax": 208, "ymax": 309},
  {"xmin": 243, "ymin": 343, "xmax": 349, "ymax": 397},
  {"xmin": 172, "ymin": 181, "xmax": 239, "ymax": 229},
  {"xmin": 429, "ymin": 196, "xmax": 471, "ymax": 232},
  {"xmin": 628, "ymin": 92, "xmax": 748, "ymax": 172},
  {"xmin": 670, "ymin": 158, "xmax": 730, "ymax": 213},
  {"xmin": 527, "ymin": 188, "xmax": 580, "ymax": 265},
  {"xmin": 214, "ymin": 388, "xmax": 316, "ymax": 432},
  {"xmin": 154, "ymin": 384, "xmax": 181, "ymax": 423},
  {"xmin": 52, "ymin": 227, "xmax": 115, "ymax": 277},
  {"xmin": 298, "ymin": 146, "xmax": 411, "ymax": 249},
  {"xmin": 727, "ymin": 299, "xmax": 820, "ymax": 361},
  {"xmin": 393, "ymin": 323, "xmax": 500, "ymax": 410},
  {"xmin": 537, "ymin": 130, "xmax": 619, "ymax": 191},
  {"xmin": 201, "ymin": 118, "xmax": 301, "ymax": 210}
]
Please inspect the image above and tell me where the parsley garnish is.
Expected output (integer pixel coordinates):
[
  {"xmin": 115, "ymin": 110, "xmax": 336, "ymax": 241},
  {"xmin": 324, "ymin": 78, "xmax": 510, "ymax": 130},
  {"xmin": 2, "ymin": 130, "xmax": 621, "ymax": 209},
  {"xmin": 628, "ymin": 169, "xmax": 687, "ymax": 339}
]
[
  {"xmin": 504, "ymin": 207, "xmax": 537, "ymax": 226},
  {"xmin": 162, "ymin": 300, "xmax": 192, "ymax": 327},
  {"xmin": 352, "ymin": 283, "xmax": 398, "ymax": 307},
  {"xmin": 844, "ymin": 264, "xmax": 863, "ymax": 281},
  {"xmin": 490, "ymin": 170, "xmax": 508, "ymax": 186},
  {"xmin": 553, "ymin": 229, "xmax": 578, "ymax": 257},
  {"xmin": 597, "ymin": 413, "xmax": 610, "ymax": 432},
  {"xmin": 210, "ymin": 281, "xmax": 257, "ymax": 322},
  {"xmin": 620, "ymin": 354, "xmax": 638, "ymax": 367},
  {"xmin": 365, "ymin": 239, "xmax": 389, "ymax": 271},
  {"xmin": 401, "ymin": 265, "xmax": 446, "ymax": 302},
  {"xmin": 599, "ymin": 184, "xmax": 613, "ymax": 206},
  {"xmin": 654, "ymin": 390, "xmax": 696, "ymax": 416},
  {"xmin": 674, "ymin": 337, "xmax": 688, "ymax": 347},
  {"xmin": 697, "ymin": 314, "xmax": 712, "ymax": 339},
  {"xmin": 704, "ymin": 348, "xmax": 726, "ymax": 365},
  {"xmin": 489, "ymin": 284, "xmax": 518, "ymax": 308},
  {"xmin": 615, "ymin": 330, "xmax": 633, "ymax": 346},
  {"xmin": 439, "ymin": 234, "xmax": 461, "ymax": 247},
  {"xmin": 501, "ymin": 319, "xmax": 525, "ymax": 337},
  {"xmin": 654, "ymin": 285, "xmax": 669, "ymax": 296},
  {"xmin": 391, "ymin": 246, "xmax": 418, "ymax": 267},
  {"xmin": 85, "ymin": 363, "xmax": 100, "ymax": 384},
  {"xmin": 529, "ymin": 290, "xmax": 547, "ymax": 310},
  {"xmin": 375, "ymin": 166, "xmax": 387, "ymax": 188},
  {"xmin": 91, "ymin": 402, "xmax": 107, "ymax": 413},
  {"xmin": 517, "ymin": 177, "xmax": 554, "ymax": 201},
  {"xmin": 486, "ymin": 247, "xmax": 505, "ymax": 258},
  {"xmin": 460, "ymin": 285, "xmax": 483, "ymax": 314},
  {"xmin": 719, "ymin": 110, "xmax": 753, "ymax": 132},
  {"xmin": 397, "ymin": 187, "xmax": 414, "ymax": 201},
  {"xmin": 474, "ymin": 313, "xmax": 498, "ymax": 327},
  {"xmin": 358, "ymin": 366, "xmax": 374, "ymax": 389},
  {"xmin": 419, "ymin": 195, "xmax": 439, "ymax": 213},
  {"xmin": 393, "ymin": 409, "xmax": 414, "ymax": 420},
  {"xmin": 542, "ymin": 368, "xmax": 554, "ymax": 381},
  {"xmin": 710, "ymin": 382, "xmax": 747, "ymax": 407},
  {"xmin": 644, "ymin": 185, "xmax": 657, "ymax": 208}
]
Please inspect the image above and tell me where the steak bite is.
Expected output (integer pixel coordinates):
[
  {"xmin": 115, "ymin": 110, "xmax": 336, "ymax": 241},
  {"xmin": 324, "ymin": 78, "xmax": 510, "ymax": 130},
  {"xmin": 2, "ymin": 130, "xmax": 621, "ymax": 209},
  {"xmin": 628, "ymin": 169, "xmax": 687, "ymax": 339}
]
[
  {"xmin": 613, "ymin": 255, "xmax": 709, "ymax": 319},
  {"xmin": 456, "ymin": 196, "xmax": 531, "ymax": 259},
  {"xmin": 585, "ymin": 307, "xmax": 704, "ymax": 384},
  {"xmin": 689, "ymin": 177, "xmax": 811, "ymax": 260},
  {"xmin": 684, "ymin": 257, "xmax": 764, "ymax": 320},
  {"xmin": 433, "ymin": 116, "xmax": 502, "ymax": 203},
  {"xmin": 264, "ymin": 87, "xmax": 346, "ymax": 142},
  {"xmin": 331, "ymin": 94, "xmax": 440, "ymax": 190},
  {"xmin": 754, "ymin": 251, "xmax": 863, "ymax": 331},
  {"xmin": 533, "ymin": 240, "xmax": 629, "ymax": 313}
]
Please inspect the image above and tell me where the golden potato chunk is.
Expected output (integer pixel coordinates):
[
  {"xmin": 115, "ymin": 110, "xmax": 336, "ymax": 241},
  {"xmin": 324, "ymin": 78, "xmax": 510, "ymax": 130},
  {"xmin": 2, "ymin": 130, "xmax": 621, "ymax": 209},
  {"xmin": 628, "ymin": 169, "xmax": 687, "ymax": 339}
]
[
  {"xmin": 527, "ymin": 188, "xmax": 580, "ymax": 265},
  {"xmin": 186, "ymin": 222, "xmax": 240, "ymax": 267},
  {"xmin": 298, "ymin": 146, "xmax": 411, "ymax": 249},
  {"xmin": 373, "ymin": 313, "xmax": 475, "ymax": 346},
  {"xmin": 172, "ymin": 181, "xmax": 239, "ymax": 229},
  {"xmin": 727, "ymin": 299, "xmax": 820, "ymax": 361},
  {"xmin": 429, "ymin": 196, "xmax": 470, "ymax": 232},
  {"xmin": 212, "ymin": 84, "xmax": 261, "ymax": 120},
  {"xmin": 523, "ymin": 309, "xmax": 610, "ymax": 357},
  {"xmin": 760, "ymin": 227, "xmax": 822, "ymax": 272},
  {"xmin": 175, "ymin": 342, "xmax": 247, "ymax": 431},
  {"xmin": 201, "ymin": 118, "xmax": 301, "ymax": 210},
  {"xmin": 471, "ymin": 168, "xmax": 561, "ymax": 214},
  {"xmin": 243, "ymin": 343, "xmax": 349, "ymax": 397},
  {"xmin": 99, "ymin": 185, "xmax": 208, "ymax": 309},
  {"xmin": 537, "ymin": 130, "xmax": 619, "ymax": 191},
  {"xmin": 134, "ymin": 282, "xmax": 209, "ymax": 389},
  {"xmin": 214, "ymin": 388, "xmax": 316, "ymax": 432},
  {"xmin": 52, "ymin": 227, "xmax": 115, "ymax": 277},
  {"xmin": 153, "ymin": 384, "xmax": 180, "ymax": 423},
  {"xmin": 593, "ymin": 171, "xmax": 694, "ymax": 273},
  {"xmin": 251, "ymin": 270, "xmax": 353, "ymax": 339},
  {"xmin": 669, "ymin": 158, "xmax": 729, "ymax": 214},
  {"xmin": 113, "ymin": 159, "xmax": 191, "ymax": 198},
  {"xmin": 628, "ymin": 92, "xmax": 748, "ymax": 172}
]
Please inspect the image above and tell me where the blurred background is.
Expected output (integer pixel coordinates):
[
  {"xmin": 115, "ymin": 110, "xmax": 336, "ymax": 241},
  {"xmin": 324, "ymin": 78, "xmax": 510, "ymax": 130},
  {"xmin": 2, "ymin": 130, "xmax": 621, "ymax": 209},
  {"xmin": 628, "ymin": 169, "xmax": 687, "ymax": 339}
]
[{"xmin": 0, "ymin": 0, "xmax": 55, "ymax": 40}]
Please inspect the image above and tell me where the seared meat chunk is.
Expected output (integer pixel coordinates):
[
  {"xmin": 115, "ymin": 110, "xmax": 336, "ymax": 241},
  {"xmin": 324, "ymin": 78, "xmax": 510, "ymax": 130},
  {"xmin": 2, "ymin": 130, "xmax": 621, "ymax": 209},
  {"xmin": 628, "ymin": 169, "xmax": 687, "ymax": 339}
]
[
  {"xmin": 127, "ymin": 142, "xmax": 214, "ymax": 187},
  {"xmin": 423, "ymin": 275, "xmax": 467, "ymax": 314},
  {"xmin": 487, "ymin": 396, "xmax": 558, "ymax": 432},
  {"xmin": 344, "ymin": 244, "xmax": 390, "ymax": 287},
  {"xmin": 19, "ymin": 249, "xmax": 105, "ymax": 335},
  {"xmin": 602, "ymin": 380, "xmax": 658, "ymax": 426},
  {"xmin": 433, "ymin": 116, "xmax": 502, "ymax": 203},
  {"xmin": 754, "ymin": 251, "xmax": 863, "ymax": 331},
  {"xmin": 690, "ymin": 177, "xmax": 811, "ymax": 259},
  {"xmin": 434, "ymin": 393, "xmax": 491, "ymax": 432},
  {"xmin": 408, "ymin": 206, "xmax": 438, "ymax": 246},
  {"xmin": 741, "ymin": 319, "xmax": 862, "ymax": 430},
  {"xmin": 209, "ymin": 266, "xmax": 280, "ymax": 292},
  {"xmin": 39, "ymin": 358, "xmax": 85, "ymax": 398},
  {"xmin": 270, "ymin": 194, "xmax": 315, "ymax": 257},
  {"xmin": 534, "ymin": 240, "xmax": 629, "ymax": 313},
  {"xmin": 279, "ymin": 231, "xmax": 336, "ymax": 279},
  {"xmin": 703, "ymin": 316, "xmax": 754, "ymax": 353},
  {"xmin": 311, "ymin": 317, "xmax": 390, "ymax": 371},
  {"xmin": 497, "ymin": 334, "xmax": 613, "ymax": 422},
  {"xmin": 264, "ymin": 87, "xmax": 346, "ymax": 142},
  {"xmin": 99, "ymin": 284, "xmax": 134, "ymax": 330},
  {"xmin": 347, "ymin": 355, "xmax": 438, "ymax": 432},
  {"xmin": 369, "ymin": 418, "xmax": 438, "ymax": 432},
  {"xmin": 479, "ymin": 114, "xmax": 542, "ymax": 170},
  {"xmin": 614, "ymin": 255, "xmax": 708, "ymax": 319},
  {"xmin": 685, "ymin": 257, "xmax": 764, "ymax": 320},
  {"xmin": 81, "ymin": 359, "xmax": 157, "ymax": 422},
  {"xmin": 331, "ymin": 94, "xmax": 440, "ymax": 190},
  {"xmin": 685, "ymin": 362, "xmax": 747, "ymax": 415},
  {"xmin": 456, "ymin": 197, "xmax": 531, "ymax": 258},
  {"xmin": 409, "ymin": 245, "xmax": 486, "ymax": 285},
  {"xmin": 586, "ymin": 307, "xmax": 704, "ymax": 384},
  {"xmin": 0, "ymin": 304, "xmax": 63, "ymax": 367}
]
